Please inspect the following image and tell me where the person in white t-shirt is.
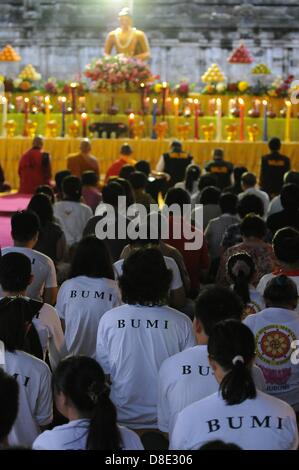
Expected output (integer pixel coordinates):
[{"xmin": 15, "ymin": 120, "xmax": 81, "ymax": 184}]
[
  {"xmin": 245, "ymin": 275, "xmax": 299, "ymax": 411},
  {"xmin": 158, "ymin": 286, "xmax": 266, "ymax": 436},
  {"xmin": 56, "ymin": 237, "xmax": 122, "ymax": 358},
  {"xmin": 1, "ymin": 211, "xmax": 58, "ymax": 305},
  {"xmin": 54, "ymin": 175, "xmax": 92, "ymax": 249},
  {"xmin": 257, "ymin": 228, "xmax": 299, "ymax": 312},
  {"xmin": 227, "ymin": 252, "xmax": 265, "ymax": 319},
  {"xmin": 238, "ymin": 172, "xmax": 269, "ymax": 216},
  {"xmin": 0, "ymin": 252, "xmax": 66, "ymax": 370},
  {"xmin": 33, "ymin": 356, "xmax": 143, "ymax": 450},
  {"xmin": 96, "ymin": 248, "xmax": 196, "ymax": 430},
  {"xmin": 0, "ymin": 367, "xmax": 19, "ymax": 448},
  {"xmin": 170, "ymin": 320, "xmax": 298, "ymax": 450},
  {"xmin": 0, "ymin": 298, "xmax": 53, "ymax": 447}
]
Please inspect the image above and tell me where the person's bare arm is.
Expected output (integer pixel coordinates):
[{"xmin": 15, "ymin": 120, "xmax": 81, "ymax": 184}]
[
  {"xmin": 44, "ymin": 287, "xmax": 58, "ymax": 306},
  {"xmin": 169, "ymin": 287, "xmax": 186, "ymax": 310}
]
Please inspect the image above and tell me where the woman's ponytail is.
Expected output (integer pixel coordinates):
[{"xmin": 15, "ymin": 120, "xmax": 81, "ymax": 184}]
[
  {"xmin": 185, "ymin": 165, "xmax": 201, "ymax": 193},
  {"xmin": 227, "ymin": 252, "xmax": 256, "ymax": 305}
]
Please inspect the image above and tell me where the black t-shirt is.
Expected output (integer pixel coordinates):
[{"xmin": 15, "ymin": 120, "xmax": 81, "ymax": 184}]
[
  {"xmin": 163, "ymin": 151, "xmax": 193, "ymax": 186},
  {"xmin": 267, "ymin": 209, "xmax": 299, "ymax": 237},
  {"xmin": 205, "ymin": 159, "xmax": 234, "ymax": 190},
  {"xmin": 260, "ymin": 152, "xmax": 290, "ymax": 195}
]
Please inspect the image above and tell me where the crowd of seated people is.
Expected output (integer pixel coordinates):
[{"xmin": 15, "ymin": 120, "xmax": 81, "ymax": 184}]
[{"xmin": 0, "ymin": 136, "xmax": 299, "ymax": 451}]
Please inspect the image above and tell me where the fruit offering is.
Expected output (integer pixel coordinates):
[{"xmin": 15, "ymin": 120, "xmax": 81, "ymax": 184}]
[
  {"xmin": 0, "ymin": 44, "xmax": 21, "ymax": 61},
  {"xmin": 228, "ymin": 43, "xmax": 253, "ymax": 64},
  {"xmin": 201, "ymin": 64, "xmax": 226, "ymax": 83},
  {"xmin": 252, "ymin": 63, "xmax": 271, "ymax": 75},
  {"xmin": 19, "ymin": 64, "xmax": 41, "ymax": 81}
]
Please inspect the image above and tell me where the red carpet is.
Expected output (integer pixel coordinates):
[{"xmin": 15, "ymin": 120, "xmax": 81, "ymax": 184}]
[{"xmin": 0, "ymin": 193, "xmax": 31, "ymax": 248}]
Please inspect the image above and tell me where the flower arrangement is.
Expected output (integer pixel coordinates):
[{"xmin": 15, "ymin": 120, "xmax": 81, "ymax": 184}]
[
  {"xmin": 42, "ymin": 78, "xmax": 87, "ymax": 95},
  {"xmin": 84, "ymin": 55, "xmax": 155, "ymax": 92},
  {"xmin": 268, "ymin": 75, "xmax": 295, "ymax": 98}
]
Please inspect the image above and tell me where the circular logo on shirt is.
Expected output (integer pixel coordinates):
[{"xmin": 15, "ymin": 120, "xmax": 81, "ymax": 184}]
[{"xmin": 256, "ymin": 324, "xmax": 296, "ymax": 366}]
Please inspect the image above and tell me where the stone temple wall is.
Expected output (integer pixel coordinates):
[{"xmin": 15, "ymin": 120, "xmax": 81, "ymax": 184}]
[{"xmin": 0, "ymin": 1, "xmax": 299, "ymax": 83}]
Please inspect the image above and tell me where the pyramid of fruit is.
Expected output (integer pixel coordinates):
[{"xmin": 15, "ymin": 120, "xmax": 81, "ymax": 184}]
[
  {"xmin": 19, "ymin": 64, "xmax": 41, "ymax": 81},
  {"xmin": 0, "ymin": 44, "xmax": 21, "ymax": 61},
  {"xmin": 228, "ymin": 43, "xmax": 253, "ymax": 64},
  {"xmin": 252, "ymin": 63, "xmax": 271, "ymax": 75},
  {"xmin": 201, "ymin": 63, "xmax": 226, "ymax": 83}
]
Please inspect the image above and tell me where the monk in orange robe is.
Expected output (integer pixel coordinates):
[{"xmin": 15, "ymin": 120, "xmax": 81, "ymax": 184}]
[{"xmin": 67, "ymin": 139, "xmax": 99, "ymax": 178}]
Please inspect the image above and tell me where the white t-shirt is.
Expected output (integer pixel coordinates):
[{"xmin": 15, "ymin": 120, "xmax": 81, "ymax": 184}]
[
  {"xmin": 54, "ymin": 201, "xmax": 92, "ymax": 247},
  {"xmin": 170, "ymin": 390, "xmax": 298, "ymax": 450},
  {"xmin": 33, "ymin": 419, "xmax": 143, "ymax": 450},
  {"xmin": 56, "ymin": 276, "xmax": 122, "ymax": 358},
  {"xmin": 96, "ymin": 304, "xmax": 196, "ymax": 429},
  {"xmin": 267, "ymin": 195, "xmax": 283, "ymax": 216},
  {"xmin": 158, "ymin": 344, "xmax": 266, "ymax": 435},
  {"xmin": 4, "ymin": 350, "xmax": 53, "ymax": 447},
  {"xmin": 238, "ymin": 187, "xmax": 270, "ymax": 217},
  {"xmin": 257, "ymin": 273, "xmax": 299, "ymax": 313},
  {"xmin": 244, "ymin": 307, "xmax": 299, "ymax": 410},
  {"xmin": 114, "ymin": 256, "xmax": 183, "ymax": 291},
  {"xmin": 1, "ymin": 247, "xmax": 57, "ymax": 302},
  {"xmin": 175, "ymin": 181, "xmax": 198, "ymax": 197}
]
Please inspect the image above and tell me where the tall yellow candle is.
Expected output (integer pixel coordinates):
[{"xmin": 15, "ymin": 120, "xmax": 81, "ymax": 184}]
[
  {"xmin": 45, "ymin": 96, "xmax": 51, "ymax": 125},
  {"xmin": 285, "ymin": 100, "xmax": 292, "ymax": 142},
  {"xmin": 216, "ymin": 98, "xmax": 222, "ymax": 141},
  {"xmin": 173, "ymin": 97, "xmax": 179, "ymax": 137}
]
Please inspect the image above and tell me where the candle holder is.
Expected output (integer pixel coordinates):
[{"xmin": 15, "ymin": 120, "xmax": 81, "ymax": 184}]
[
  {"xmin": 46, "ymin": 120, "xmax": 58, "ymax": 138},
  {"xmin": 68, "ymin": 120, "xmax": 80, "ymax": 138},
  {"xmin": 4, "ymin": 119, "xmax": 16, "ymax": 138},
  {"xmin": 154, "ymin": 121, "xmax": 168, "ymax": 140},
  {"xmin": 177, "ymin": 123, "xmax": 191, "ymax": 141},
  {"xmin": 247, "ymin": 124, "xmax": 260, "ymax": 142},
  {"xmin": 225, "ymin": 124, "xmax": 238, "ymax": 141},
  {"xmin": 201, "ymin": 123, "xmax": 215, "ymax": 141},
  {"xmin": 26, "ymin": 120, "xmax": 38, "ymax": 139},
  {"xmin": 132, "ymin": 121, "xmax": 145, "ymax": 139}
]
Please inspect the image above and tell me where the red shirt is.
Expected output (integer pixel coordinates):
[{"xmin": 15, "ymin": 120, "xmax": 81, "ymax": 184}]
[
  {"xmin": 105, "ymin": 156, "xmax": 136, "ymax": 184},
  {"xmin": 18, "ymin": 147, "xmax": 52, "ymax": 194},
  {"xmin": 164, "ymin": 215, "xmax": 210, "ymax": 293}
]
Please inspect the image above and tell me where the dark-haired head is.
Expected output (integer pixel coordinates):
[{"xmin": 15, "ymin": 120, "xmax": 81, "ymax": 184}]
[
  {"xmin": 213, "ymin": 148, "xmax": 224, "ymax": 160},
  {"xmin": 114, "ymin": 178, "xmax": 135, "ymax": 206},
  {"xmin": 81, "ymin": 171, "xmax": 99, "ymax": 187},
  {"xmin": 119, "ymin": 165, "xmax": 135, "ymax": 180},
  {"xmin": 199, "ymin": 186, "xmax": 221, "ymax": 205},
  {"xmin": 233, "ymin": 166, "xmax": 247, "ymax": 184},
  {"xmin": 237, "ymin": 194, "xmax": 264, "ymax": 218},
  {"xmin": 264, "ymin": 275, "xmax": 298, "ymax": 310},
  {"xmin": 280, "ymin": 183, "xmax": 299, "ymax": 211},
  {"xmin": 53, "ymin": 356, "xmax": 121, "ymax": 450},
  {"xmin": 184, "ymin": 164, "xmax": 201, "ymax": 193},
  {"xmin": 119, "ymin": 248, "xmax": 172, "ymax": 306},
  {"xmin": 227, "ymin": 252, "xmax": 256, "ymax": 305},
  {"xmin": 241, "ymin": 172, "xmax": 256, "ymax": 189},
  {"xmin": 11, "ymin": 210, "xmax": 40, "ymax": 246},
  {"xmin": 208, "ymin": 320, "xmax": 256, "ymax": 405},
  {"xmin": 129, "ymin": 171, "xmax": 148, "ymax": 190},
  {"xmin": 0, "ymin": 368, "xmax": 19, "ymax": 445},
  {"xmin": 55, "ymin": 170, "xmax": 71, "ymax": 194},
  {"xmin": 62, "ymin": 176, "xmax": 82, "ymax": 202},
  {"xmin": 0, "ymin": 297, "xmax": 30, "ymax": 352},
  {"xmin": 69, "ymin": 236, "xmax": 114, "ymax": 280},
  {"xmin": 120, "ymin": 143, "xmax": 133, "ymax": 156},
  {"xmin": 199, "ymin": 440, "xmax": 242, "ymax": 450},
  {"xmin": 35, "ymin": 185, "xmax": 55, "ymax": 204},
  {"xmin": 164, "ymin": 188, "xmax": 191, "ymax": 210},
  {"xmin": 28, "ymin": 193, "xmax": 54, "ymax": 227},
  {"xmin": 272, "ymin": 227, "xmax": 299, "ymax": 266},
  {"xmin": 240, "ymin": 214, "xmax": 266, "ymax": 240},
  {"xmin": 0, "ymin": 253, "xmax": 32, "ymax": 293},
  {"xmin": 194, "ymin": 286, "xmax": 243, "ymax": 341},
  {"xmin": 102, "ymin": 181, "xmax": 125, "ymax": 208},
  {"xmin": 268, "ymin": 137, "xmax": 281, "ymax": 152},
  {"xmin": 284, "ymin": 171, "xmax": 299, "ymax": 187},
  {"xmin": 219, "ymin": 192, "xmax": 238, "ymax": 215},
  {"xmin": 198, "ymin": 173, "xmax": 217, "ymax": 192},
  {"xmin": 135, "ymin": 160, "xmax": 151, "ymax": 176}
]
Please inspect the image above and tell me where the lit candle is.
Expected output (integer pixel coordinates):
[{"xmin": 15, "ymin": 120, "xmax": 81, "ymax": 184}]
[
  {"xmin": 23, "ymin": 97, "xmax": 30, "ymax": 137},
  {"xmin": 1, "ymin": 97, "xmax": 8, "ymax": 137},
  {"xmin": 140, "ymin": 82, "xmax": 145, "ymax": 116},
  {"xmin": 209, "ymin": 98, "xmax": 216, "ymax": 116},
  {"xmin": 194, "ymin": 98, "xmax": 199, "ymax": 140},
  {"xmin": 60, "ymin": 97, "xmax": 66, "ymax": 137},
  {"xmin": 81, "ymin": 112, "xmax": 88, "ymax": 138},
  {"xmin": 45, "ymin": 95, "xmax": 51, "ymax": 126},
  {"xmin": 70, "ymin": 82, "xmax": 77, "ymax": 119},
  {"xmin": 285, "ymin": 100, "xmax": 292, "ymax": 142},
  {"xmin": 161, "ymin": 81, "xmax": 167, "ymax": 120},
  {"xmin": 174, "ymin": 97, "xmax": 179, "ymax": 137},
  {"xmin": 262, "ymin": 100, "xmax": 268, "ymax": 142},
  {"xmin": 216, "ymin": 98, "xmax": 222, "ymax": 141},
  {"xmin": 128, "ymin": 112, "xmax": 135, "ymax": 138},
  {"xmin": 16, "ymin": 96, "xmax": 23, "ymax": 113},
  {"xmin": 238, "ymin": 98, "xmax": 245, "ymax": 141},
  {"xmin": 152, "ymin": 98, "xmax": 158, "ymax": 139},
  {"xmin": 228, "ymin": 99, "xmax": 235, "ymax": 117},
  {"xmin": 255, "ymin": 99, "xmax": 261, "ymax": 114}
]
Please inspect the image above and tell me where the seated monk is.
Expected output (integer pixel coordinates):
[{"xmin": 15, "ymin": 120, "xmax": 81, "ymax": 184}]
[
  {"xmin": 67, "ymin": 139, "xmax": 99, "ymax": 178},
  {"xmin": 105, "ymin": 143, "xmax": 136, "ymax": 184}
]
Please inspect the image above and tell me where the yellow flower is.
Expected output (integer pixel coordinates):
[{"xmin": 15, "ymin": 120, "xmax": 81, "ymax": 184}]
[
  {"xmin": 154, "ymin": 83, "xmax": 163, "ymax": 93},
  {"xmin": 238, "ymin": 81, "xmax": 249, "ymax": 92},
  {"xmin": 0, "ymin": 75, "xmax": 4, "ymax": 83}
]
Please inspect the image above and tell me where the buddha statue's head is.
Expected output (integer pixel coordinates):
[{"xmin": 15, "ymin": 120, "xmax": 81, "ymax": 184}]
[{"xmin": 118, "ymin": 7, "xmax": 132, "ymax": 29}]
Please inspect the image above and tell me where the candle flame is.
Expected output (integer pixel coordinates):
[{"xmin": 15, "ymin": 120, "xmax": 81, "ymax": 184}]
[
  {"xmin": 45, "ymin": 96, "xmax": 50, "ymax": 104},
  {"xmin": 193, "ymin": 99, "xmax": 199, "ymax": 105},
  {"xmin": 174, "ymin": 97, "xmax": 179, "ymax": 105},
  {"xmin": 70, "ymin": 82, "xmax": 77, "ymax": 88},
  {"xmin": 1, "ymin": 97, "xmax": 7, "ymax": 104},
  {"xmin": 32, "ymin": 106, "xmax": 38, "ymax": 113},
  {"xmin": 129, "ymin": 113, "xmax": 135, "ymax": 119},
  {"xmin": 285, "ymin": 100, "xmax": 292, "ymax": 107},
  {"xmin": 140, "ymin": 82, "xmax": 145, "ymax": 88},
  {"xmin": 262, "ymin": 100, "xmax": 268, "ymax": 106},
  {"xmin": 61, "ymin": 97, "xmax": 67, "ymax": 103},
  {"xmin": 24, "ymin": 98, "xmax": 29, "ymax": 103},
  {"xmin": 153, "ymin": 98, "xmax": 158, "ymax": 104},
  {"xmin": 81, "ymin": 113, "xmax": 88, "ymax": 119},
  {"xmin": 238, "ymin": 98, "xmax": 245, "ymax": 105},
  {"xmin": 162, "ymin": 81, "xmax": 167, "ymax": 88},
  {"xmin": 216, "ymin": 98, "xmax": 222, "ymax": 105}
]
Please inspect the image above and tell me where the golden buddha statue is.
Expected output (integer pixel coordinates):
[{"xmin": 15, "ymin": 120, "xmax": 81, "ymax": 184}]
[{"xmin": 104, "ymin": 8, "xmax": 151, "ymax": 61}]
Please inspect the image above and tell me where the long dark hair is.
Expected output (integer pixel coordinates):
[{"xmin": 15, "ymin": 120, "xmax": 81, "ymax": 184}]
[
  {"xmin": 69, "ymin": 236, "xmax": 114, "ymax": 280},
  {"xmin": 28, "ymin": 193, "xmax": 54, "ymax": 227},
  {"xmin": 227, "ymin": 252, "xmax": 256, "ymax": 304},
  {"xmin": 185, "ymin": 164, "xmax": 201, "ymax": 193},
  {"xmin": 208, "ymin": 320, "xmax": 256, "ymax": 405},
  {"xmin": 53, "ymin": 356, "xmax": 122, "ymax": 450}
]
